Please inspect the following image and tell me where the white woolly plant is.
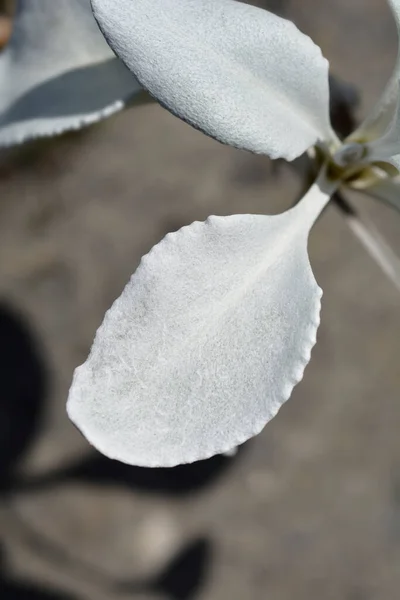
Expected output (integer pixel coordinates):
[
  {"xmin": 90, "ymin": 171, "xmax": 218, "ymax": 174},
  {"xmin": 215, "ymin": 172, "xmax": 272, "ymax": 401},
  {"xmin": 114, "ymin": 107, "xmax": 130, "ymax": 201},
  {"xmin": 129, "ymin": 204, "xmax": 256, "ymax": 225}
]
[
  {"xmin": 68, "ymin": 0, "xmax": 400, "ymax": 467},
  {"xmin": 0, "ymin": 0, "xmax": 141, "ymax": 146}
]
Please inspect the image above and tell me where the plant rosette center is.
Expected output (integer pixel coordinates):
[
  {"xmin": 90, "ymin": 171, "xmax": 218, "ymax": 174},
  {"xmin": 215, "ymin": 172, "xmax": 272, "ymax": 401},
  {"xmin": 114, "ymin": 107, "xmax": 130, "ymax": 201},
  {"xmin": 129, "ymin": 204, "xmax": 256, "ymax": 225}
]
[
  {"xmin": 317, "ymin": 138, "xmax": 398, "ymax": 191},
  {"xmin": 66, "ymin": 0, "xmax": 400, "ymax": 468}
]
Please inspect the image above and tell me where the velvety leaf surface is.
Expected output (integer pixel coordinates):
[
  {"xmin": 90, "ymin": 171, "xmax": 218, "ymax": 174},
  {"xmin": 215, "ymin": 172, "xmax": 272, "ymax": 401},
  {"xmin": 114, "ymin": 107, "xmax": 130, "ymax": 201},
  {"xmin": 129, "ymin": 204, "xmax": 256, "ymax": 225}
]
[
  {"xmin": 91, "ymin": 0, "xmax": 335, "ymax": 160},
  {"xmin": 68, "ymin": 182, "xmax": 334, "ymax": 467}
]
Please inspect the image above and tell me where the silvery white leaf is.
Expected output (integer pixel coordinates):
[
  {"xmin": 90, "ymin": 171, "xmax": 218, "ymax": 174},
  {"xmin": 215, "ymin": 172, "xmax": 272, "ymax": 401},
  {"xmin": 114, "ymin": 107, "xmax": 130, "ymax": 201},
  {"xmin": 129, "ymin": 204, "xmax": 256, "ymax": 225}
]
[
  {"xmin": 367, "ymin": 129, "xmax": 400, "ymax": 170},
  {"xmin": 351, "ymin": 0, "xmax": 400, "ymax": 142},
  {"xmin": 91, "ymin": 0, "xmax": 336, "ymax": 161},
  {"xmin": 363, "ymin": 175, "xmax": 400, "ymax": 212},
  {"xmin": 363, "ymin": 0, "xmax": 400, "ymax": 172},
  {"xmin": 334, "ymin": 192, "xmax": 400, "ymax": 292},
  {"xmin": 67, "ymin": 179, "xmax": 335, "ymax": 467},
  {"xmin": 0, "ymin": 0, "xmax": 141, "ymax": 147}
]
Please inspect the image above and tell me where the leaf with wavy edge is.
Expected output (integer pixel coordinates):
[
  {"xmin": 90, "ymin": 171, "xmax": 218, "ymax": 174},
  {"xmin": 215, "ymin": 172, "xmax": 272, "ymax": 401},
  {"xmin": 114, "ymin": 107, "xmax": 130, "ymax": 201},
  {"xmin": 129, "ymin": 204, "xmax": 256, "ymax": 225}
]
[
  {"xmin": 91, "ymin": 0, "xmax": 336, "ymax": 161},
  {"xmin": 67, "ymin": 176, "xmax": 337, "ymax": 467},
  {"xmin": 0, "ymin": 0, "xmax": 141, "ymax": 147}
]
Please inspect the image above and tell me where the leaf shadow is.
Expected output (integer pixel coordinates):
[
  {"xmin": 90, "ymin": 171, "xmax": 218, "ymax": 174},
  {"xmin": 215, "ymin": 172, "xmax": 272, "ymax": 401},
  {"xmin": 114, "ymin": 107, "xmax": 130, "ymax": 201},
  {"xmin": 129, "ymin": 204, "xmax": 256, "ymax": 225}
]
[
  {"xmin": 119, "ymin": 537, "xmax": 212, "ymax": 600},
  {"xmin": 0, "ymin": 544, "xmax": 75, "ymax": 600},
  {"xmin": 0, "ymin": 59, "xmax": 134, "ymax": 126},
  {"xmin": 0, "ymin": 302, "xmax": 47, "ymax": 494},
  {"xmin": 329, "ymin": 74, "xmax": 360, "ymax": 138},
  {"xmin": 16, "ymin": 445, "xmax": 244, "ymax": 498}
]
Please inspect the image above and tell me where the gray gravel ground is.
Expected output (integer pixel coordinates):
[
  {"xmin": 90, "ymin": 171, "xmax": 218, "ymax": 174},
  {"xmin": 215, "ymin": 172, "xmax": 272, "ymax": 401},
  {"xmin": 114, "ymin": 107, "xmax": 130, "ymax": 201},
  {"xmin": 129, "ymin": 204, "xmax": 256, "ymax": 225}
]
[{"xmin": 1, "ymin": 1, "xmax": 400, "ymax": 599}]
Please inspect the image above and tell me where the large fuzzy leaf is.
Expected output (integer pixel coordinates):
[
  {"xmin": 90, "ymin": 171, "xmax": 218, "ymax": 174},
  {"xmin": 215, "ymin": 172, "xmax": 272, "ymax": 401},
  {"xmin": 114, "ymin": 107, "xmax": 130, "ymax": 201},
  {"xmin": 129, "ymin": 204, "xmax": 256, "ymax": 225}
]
[
  {"xmin": 91, "ymin": 0, "xmax": 336, "ymax": 161},
  {"xmin": 0, "ymin": 0, "xmax": 141, "ymax": 146},
  {"xmin": 67, "ymin": 180, "xmax": 335, "ymax": 467}
]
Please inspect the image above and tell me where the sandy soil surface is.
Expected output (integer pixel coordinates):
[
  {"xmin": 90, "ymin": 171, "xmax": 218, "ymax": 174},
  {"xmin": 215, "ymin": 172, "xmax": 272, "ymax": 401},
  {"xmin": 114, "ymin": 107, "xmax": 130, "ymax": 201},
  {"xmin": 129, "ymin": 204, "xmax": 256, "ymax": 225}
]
[{"xmin": 0, "ymin": 1, "xmax": 400, "ymax": 599}]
